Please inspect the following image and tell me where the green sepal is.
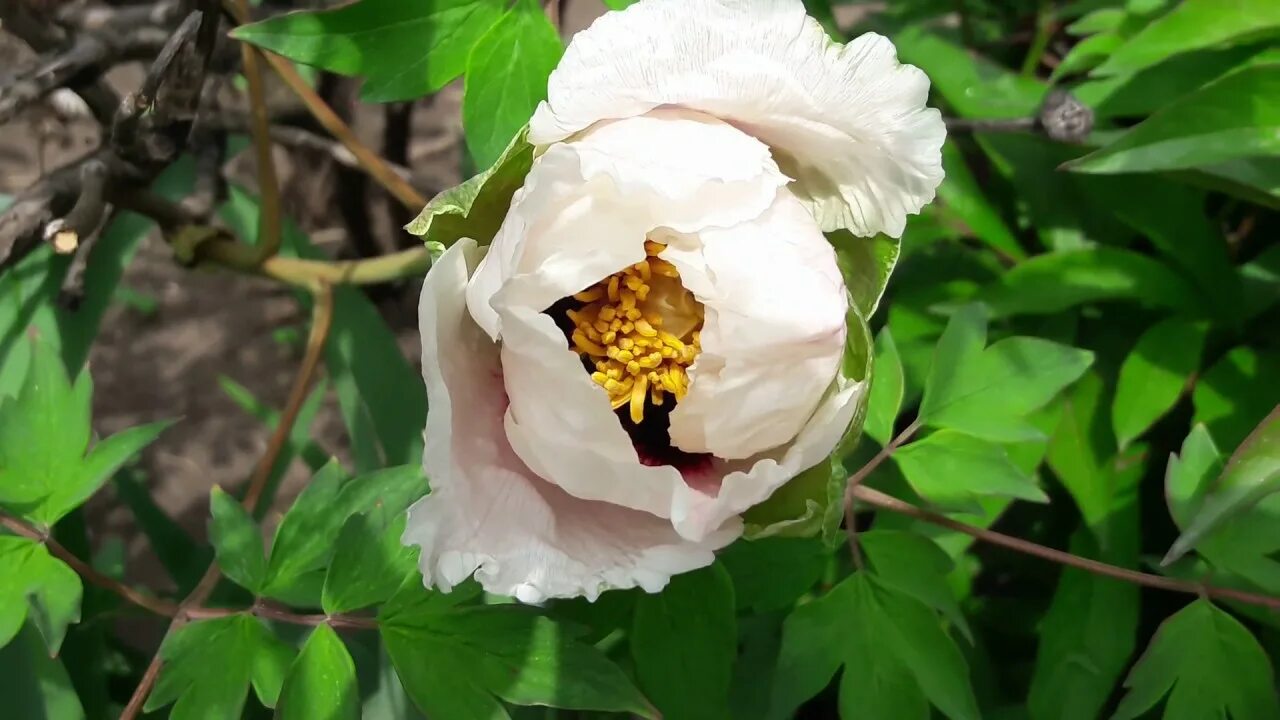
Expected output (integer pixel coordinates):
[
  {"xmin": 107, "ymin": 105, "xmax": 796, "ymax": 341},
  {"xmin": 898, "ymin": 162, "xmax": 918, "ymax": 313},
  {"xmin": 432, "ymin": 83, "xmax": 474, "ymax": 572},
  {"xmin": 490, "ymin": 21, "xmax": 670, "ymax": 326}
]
[{"xmin": 405, "ymin": 128, "xmax": 533, "ymax": 248}]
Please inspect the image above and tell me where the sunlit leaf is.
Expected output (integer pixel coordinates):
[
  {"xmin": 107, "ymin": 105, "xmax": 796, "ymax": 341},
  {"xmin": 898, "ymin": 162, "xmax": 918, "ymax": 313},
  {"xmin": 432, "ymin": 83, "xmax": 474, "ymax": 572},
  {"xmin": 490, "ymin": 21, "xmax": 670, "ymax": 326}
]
[
  {"xmin": 1094, "ymin": 0, "xmax": 1280, "ymax": 76},
  {"xmin": 0, "ymin": 537, "xmax": 81, "ymax": 654},
  {"xmin": 1112, "ymin": 317, "xmax": 1208, "ymax": 449},
  {"xmin": 277, "ymin": 625, "xmax": 359, "ymax": 720}
]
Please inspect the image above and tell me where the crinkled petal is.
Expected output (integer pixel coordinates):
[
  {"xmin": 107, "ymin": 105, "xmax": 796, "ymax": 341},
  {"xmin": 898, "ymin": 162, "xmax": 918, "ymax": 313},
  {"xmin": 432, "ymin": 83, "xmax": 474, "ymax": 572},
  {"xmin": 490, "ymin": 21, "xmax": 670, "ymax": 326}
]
[
  {"xmin": 662, "ymin": 190, "xmax": 846, "ymax": 460},
  {"xmin": 529, "ymin": 0, "xmax": 945, "ymax": 237},
  {"xmin": 407, "ymin": 240, "xmax": 739, "ymax": 602},
  {"xmin": 466, "ymin": 109, "xmax": 787, "ymax": 340}
]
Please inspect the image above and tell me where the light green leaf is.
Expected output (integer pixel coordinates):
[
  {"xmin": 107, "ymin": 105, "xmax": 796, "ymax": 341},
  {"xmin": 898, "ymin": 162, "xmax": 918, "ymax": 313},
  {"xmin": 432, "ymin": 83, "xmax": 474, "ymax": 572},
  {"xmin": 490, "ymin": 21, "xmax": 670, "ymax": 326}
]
[
  {"xmin": 382, "ymin": 598, "xmax": 656, "ymax": 719},
  {"xmin": 462, "ymin": 0, "xmax": 563, "ymax": 168},
  {"xmin": 1074, "ymin": 44, "xmax": 1265, "ymax": 120},
  {"xmin": 1165, "ymin": 407, "xmax": 1280, "ymax": 565},
  {"xmin": 405, "ymin": 129, "xmax": 533, "ymax": 246},
  {"xmin": 893, "ymin": 27, "xmax": 1045, "ymax": 119},
  {"xmin": 1094, "ymin": 0, "xmax": 1280, "ymax": 76},
  {"xmin": 601, "ymin": 0, "xmax": 636, "ymax": 8},
  {"xmin": 632, "ymin": 564, "xmax": 736, "ymax": 720},
  {"xmin": 0, "ymin": 335, "xmax": 169, "ymax": 527},
  {"xmin": 262, "ymin": 462, "xmax": 349, "ymax": 599},
  {"xmin": 828, "ymin": 230, "xmax": 900, "ymax": 318},
  {"xmin": 768, "ymin": 574, "xmax": 979, "ymax": 720},
  {"xmin": 980, "ymin": 247, "xmax": 1200, "ymax": 317},
  {"xmin": 865, "ymin": 328, "xmax": 904, "ymax": 446},
  {"xmin": 1068, "ymin": 66, "xmax": 1280, "ymax": 174},
  {"xmin": 208, "ymin": 487, "xmax": 267, "ymax": 594},
  {"xmin": 232, "ymin": 0, "xmax": 504, "ymax": 103},
  {"xmin": 894, "ymin": 430, "xmax": 1049, "ymax": 509},
  {"xmin": 277, "ymin": 625, "xmax": 359, "ymax": 720},
  {"xmin": 920, "ymin": 308, "xmax": 1094, "ymax": 442},
  {"xmin": 1112, "ymin": 318, "xmax": 1207, "ymax": 449},
  {"xmin": 1112, "ymin": 600, "xmax": 1279, "ymax": 720},
  {"xmin": 146, "ymin": 615, "xmax": 297, "ymax": 718},
  {"xmin": 0, "ymin": 537, "xmax": 81, "ymax": 654}
]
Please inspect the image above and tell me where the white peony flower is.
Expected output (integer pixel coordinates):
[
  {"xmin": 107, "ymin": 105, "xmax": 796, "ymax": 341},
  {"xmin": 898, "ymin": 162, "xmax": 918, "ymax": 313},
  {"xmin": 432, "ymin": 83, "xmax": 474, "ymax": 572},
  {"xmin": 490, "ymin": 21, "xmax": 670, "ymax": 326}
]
[{"xmin": 404, "ymin": 0, "xmax": 945, "ymax": 603}]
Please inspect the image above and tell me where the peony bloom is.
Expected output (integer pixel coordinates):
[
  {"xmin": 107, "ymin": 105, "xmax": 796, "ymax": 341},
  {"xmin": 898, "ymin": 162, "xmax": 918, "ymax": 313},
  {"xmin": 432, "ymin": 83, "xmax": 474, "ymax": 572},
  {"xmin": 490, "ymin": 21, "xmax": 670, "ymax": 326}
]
[{"xmin": 404, "ymin": 0, "xmax": 944, "ymax": 602}]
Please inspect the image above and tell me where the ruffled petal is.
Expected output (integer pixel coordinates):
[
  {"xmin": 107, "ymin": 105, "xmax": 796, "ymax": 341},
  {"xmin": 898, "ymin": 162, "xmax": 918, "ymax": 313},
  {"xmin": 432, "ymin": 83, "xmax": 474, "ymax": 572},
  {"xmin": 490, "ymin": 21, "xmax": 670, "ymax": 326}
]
[
  {"xmin": 662, "ymin": 190, "xmax": 846, "ymax": 460},
  {"xmin": 407, "ymin": 239, "xmax": 739, "ymax": 602},
  {"xmin": 529, "ymin": 0, "xmax": 945, "ymax": 238},
  {"xmin": 466, "ymin": 110, "xmax": 787, "ymax": 340}
]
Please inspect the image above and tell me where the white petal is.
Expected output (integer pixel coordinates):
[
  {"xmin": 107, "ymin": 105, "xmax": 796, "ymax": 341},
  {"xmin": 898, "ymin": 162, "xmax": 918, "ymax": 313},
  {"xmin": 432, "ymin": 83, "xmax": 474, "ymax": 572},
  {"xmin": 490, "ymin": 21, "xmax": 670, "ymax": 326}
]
[
  {"xmin": 408, "ymin": 239, "xmax": 739, "ymax": 602},
  {"xmin": 466, "ymin": 110, "xmax": 787, "ymax": 340},
  {"xmin": 663, "ymin": 190, "xmax": 847, "ymax": 460},
  {"xmin": 529, "ymin": 0, "xmax": 945, "ymax": 237}
]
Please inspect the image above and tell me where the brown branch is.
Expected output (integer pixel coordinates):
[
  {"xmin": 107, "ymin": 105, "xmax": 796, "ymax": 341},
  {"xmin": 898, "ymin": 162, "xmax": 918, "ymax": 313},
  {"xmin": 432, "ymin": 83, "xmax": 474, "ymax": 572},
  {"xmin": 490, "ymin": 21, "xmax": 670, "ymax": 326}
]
[
  {"xmin": 843, "ymin": 419, "xmax": 921, "ymax": 567},
  {"xmin": 851, "ymin": 484, "xmax": 1280, "ymax": 611},
  {"xmin": 0, "ymin": 2, "xmax": 120, "ymax": 124},
  {"xmin": 220, "ymin": 0, "xmax": 428, "ymax": 210}
]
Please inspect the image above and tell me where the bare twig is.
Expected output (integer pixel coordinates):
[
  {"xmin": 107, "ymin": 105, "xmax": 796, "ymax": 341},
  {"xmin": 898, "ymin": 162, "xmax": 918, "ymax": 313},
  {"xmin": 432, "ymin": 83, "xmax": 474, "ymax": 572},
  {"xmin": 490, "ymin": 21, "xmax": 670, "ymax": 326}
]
[
  {"xmin": 221, "ymin": 0, "xmax": 428, "ymax": 210},
  {"xmin": 230, "ymin": 0, "xmax": 283, "ymax": 262},
  {"xmin": 843, "ymin": 418, "xmax": 921, "ymax": 567},
  {"xmin": 0, "ymin": 2, "xmax": 120, "ymax": 123}
]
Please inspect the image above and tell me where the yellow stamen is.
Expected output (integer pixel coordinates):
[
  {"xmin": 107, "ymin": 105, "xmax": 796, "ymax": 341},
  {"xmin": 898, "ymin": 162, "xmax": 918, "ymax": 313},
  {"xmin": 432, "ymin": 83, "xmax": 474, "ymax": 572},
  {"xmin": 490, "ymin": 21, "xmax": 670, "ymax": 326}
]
[{"xmin": 630, "ymin": 374, "xmax": 649, "ymax": 424}]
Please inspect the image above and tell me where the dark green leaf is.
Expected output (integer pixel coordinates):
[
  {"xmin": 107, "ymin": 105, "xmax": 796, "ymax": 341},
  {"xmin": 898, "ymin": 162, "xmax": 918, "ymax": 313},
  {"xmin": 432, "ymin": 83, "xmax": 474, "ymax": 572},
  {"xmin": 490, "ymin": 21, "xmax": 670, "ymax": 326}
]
[
  {"xmin": 1094, "ymin": 0, "xmax": 1280, "ymax": 76},
  {"xmin": 262, "ymin": 462, "xmax": 349, "ymax": 598},
  {"xmin": 1194, "ymin": 346, "xmax": 1280, "ymax": 450},
  {"xmin": 146, "ymin": 615, "xmax": 296, "ymax": 717},
  {"xmin": 893, "ymin": 430, "xmax": 1049, "ymax": 509},
  {"xmin": 277, "ymin": 624, "xmax": 359, "ymax": 720},
  {"xmin": 860, "ymin": 530, "xmax": 971, "ymax": 642},
  {"xmin": 233, "ymin": 0, "xmax": 504, "ymax": 103},
  {"xmin": 323, "ymin": 512, "xmax": 418, "ymax": 614},
  {"xmin": 0, "ymin": 537, "xmax": 81, "ymax": 654},
  {"xmin": 1068, "ymin": 66, "xmax": 1280, "ymax": 174},
  {"xmin": 919, "ymin": 308, "xmax": 1094, "ymax": 442},
  {"xmin": 935, "ymin": 141, "xmax": 1025, "ymax": 260},
  {"xmin": 1112, "ymin": 600, "xmax": 1279, "ymax": 720},
  {"xmin": 0, "ymin": 622, "xmax": 85, "ymax": 719},
  {"xmin": 632, "ymin": 564, "xmax": 736, "ymax": 720},
  {"xmin": 1074, "ymin": 44, "xmax": 1264, "ymax": 120},
  {"xmin": 208, "ymin": 487, "xmax": 267, "ymax": 594},
  {"xmin": 865, "ymin": 328, "xmax": 905, "ymax": 446},
  {"xmin": 720, "ymin": 537, "xmax": 828, "ymax": 614},
  {"xmin": 1165, "ymin": 407, "xmax": 1280, "ymax": 564},
  {"xmin": 768, "ymin": 574, "xmax": 979, "ymax": 720},
  {"xmin": 382, "ymin": 598, "xmax": 656, "ymax": 719},
  {"xmin": 979, "ymin": 247, "xmax": 1199, "ymax": 317},
  {"xmin": 462, "ymin": 0, "xmax": 563, "ymax": 167},
  {"xmin": 1112, "ymin": 317, "xmax": 1207, "ymax": 449}
]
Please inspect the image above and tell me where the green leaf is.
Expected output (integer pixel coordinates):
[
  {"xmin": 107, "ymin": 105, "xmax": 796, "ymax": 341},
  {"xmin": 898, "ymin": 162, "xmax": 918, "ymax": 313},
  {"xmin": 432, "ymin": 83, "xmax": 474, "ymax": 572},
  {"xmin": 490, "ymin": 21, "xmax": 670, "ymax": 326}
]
[
  {"xmin": 323, "ymin": 512, "xmax": 418, "ymax": 614},
  {"xmin": 406, "ymin": 129, "xmax": 534, "ymax": 246},
  {"xmin": 1094, "ymin": 0, "xmax": 1280, "ymax": 76},
  {"xmin": 935, "ymin": 141, "xmax": 1025, "ymax": 260},
  {"xmin": 865, "ymin": 328, "xmax": 904, "ymax": 445},
  {"xmin": 0, "ymin": 537, "xmax": 81, "ymax": 654},
  {"xmin": 632, "ymin": 564, "xmax": 736, "ymax": 720},
  {"xmin": 382, "ymin": 598, "xmax": 656, "ymax": 719},
  {"xmin": 768, "ymin": 574, "xmax": 979, "ymax": 720},
  {"xmin": 233, "ymin": 0, "xmax": 504, "ymax": 103},
  {"xmin": 602, "ymin": 0, "xmax": 636, "ymax": 8},
  {"xmin": 462, "ymin": 0, "xmax": 563, "ymax": 168},
  {"xmin": 262, "ymin": 462, "xmax": 349, "ymax": 599},
  {"xmin": 979, "ymin": 247, "xmax": 1200, "ymax": 317},
  {"xmin": 893, "ymin": 27, "xmax": 1045, "ymax": 119},
  {"xmin": 719, "ymin": 537, "xmax": 828, "ymax": 613},
  {"xmin": 1112, "ymin": 317, "xmax": 1207, "ymax": 449},
  {"xmin": 146, "ymin": 615, "xmax": 297, "ymax": 718},
  {"xmin": 893, "ymin": 430, "xmax": 1049, "ymax": 509},
  {"xmin": 1030, "ymin": 528, "xmax": 1138, "ymax": 720},
  {"xmin": 1165, "ymin": 407, "xmax": 1280, "ymax": 565},
  {"xmin": 1194, "ymin": 346, "xmax": 1280, "ymax": 449},
  {"xmin": 1068, "ymin": 66, "xmax": 1280, "ymax": 175},
  {"xmin": 208, "ymin": 487, "xmax": 267, "ymax": 594},
  {"xmin": 859, "ymin": 530, "xmax": 971, "ymax": 642},
  {"xmin": 0, "ymin": 622, "xmax": 85, "ymax": 720},
  {"xmin": 0, "ymin": 335, "xmax": 169, "ymax": 526},
  {"xmin": 1112, "ymin": 600, "xmax": 1279, "ymax": 720},
  {"xmin": 1074, "ymin": 44, "xmax": 1265, "ymax": 120},
  {"xmin": 1165, "ymin": 424, "xmax": 1280, "ymax": 595},
  {"xmin": 277, "ymin": 625, "xmax": 359, "ymax": 720},
  {"xmin": 828, "ymin": 230, "xmax": 900, "ymax": 318},
  {"xmin": 919, "ymin": 307, "xmax": 1094, "ymax": 442}
]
